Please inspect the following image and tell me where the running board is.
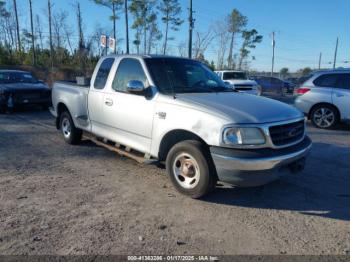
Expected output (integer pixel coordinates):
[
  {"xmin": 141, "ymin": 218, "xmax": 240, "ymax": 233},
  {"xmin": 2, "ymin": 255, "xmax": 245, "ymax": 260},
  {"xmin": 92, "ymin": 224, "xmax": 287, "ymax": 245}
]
[{"xmin": 83, "ymin": 134, "xmax": 156, "ymax": 164}]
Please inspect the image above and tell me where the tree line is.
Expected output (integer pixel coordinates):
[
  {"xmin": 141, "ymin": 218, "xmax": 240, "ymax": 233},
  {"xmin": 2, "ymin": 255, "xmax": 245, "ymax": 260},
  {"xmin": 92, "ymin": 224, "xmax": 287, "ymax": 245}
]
[{"xmin": 0, "ymin": 0, "xmax": 263, "ymax": 73}]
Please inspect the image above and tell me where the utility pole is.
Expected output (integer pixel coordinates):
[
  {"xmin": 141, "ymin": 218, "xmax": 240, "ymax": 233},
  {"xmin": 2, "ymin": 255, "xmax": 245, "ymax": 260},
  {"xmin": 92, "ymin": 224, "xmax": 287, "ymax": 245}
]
[
  {"xmin": 188, "ymin": 0, "xmax": 194, "ymax": 59},
  {"xmin": 318, "ymin": 52, "xmax": 322, "ymax": 70},
  {"xmin": 271, "ymin": 31, "xmax": 275, "ymax": 77},
  {"xmin": 13, "ymin": 0, "xmax": 21, "ymax": 51},
  {"xmin": 29, "ymin": 0, "xmax": 36, "ymax": 65},
  {"xmin": 333, "ymin": 37, "xmax": 338, "ymax": 69},
  {"xmin": 125, "ymin": 0, "xmax": 129, "ymax": 54},
  {"xmin": 48, "ymin": 0, "xmax": 53, "ymax": 69}
]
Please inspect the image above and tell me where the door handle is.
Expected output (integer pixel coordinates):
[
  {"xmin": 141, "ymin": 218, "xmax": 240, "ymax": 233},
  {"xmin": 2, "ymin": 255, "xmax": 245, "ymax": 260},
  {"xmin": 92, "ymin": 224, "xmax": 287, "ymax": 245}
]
[
  {"xmin": 335, "ymin": 93, "xmax": 344, "ymax": 97},
  {"xmin": 104, "ymin": 98, "xmax": 113, "ymax": 106}
]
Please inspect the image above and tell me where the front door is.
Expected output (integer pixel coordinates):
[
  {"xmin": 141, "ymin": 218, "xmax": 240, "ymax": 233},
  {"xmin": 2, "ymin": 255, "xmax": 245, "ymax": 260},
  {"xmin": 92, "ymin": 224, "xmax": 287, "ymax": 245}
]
[{"xmin": 102, "ymin": 58, "xmax": 156, "ymax": 153}]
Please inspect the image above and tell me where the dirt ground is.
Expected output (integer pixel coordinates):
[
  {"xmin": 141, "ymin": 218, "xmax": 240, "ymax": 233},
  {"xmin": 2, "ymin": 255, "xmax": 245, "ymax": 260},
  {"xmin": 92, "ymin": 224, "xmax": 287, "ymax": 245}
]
[{"xmin": 0, "ymin": 110, "xmax": 349, "ymax": 255}]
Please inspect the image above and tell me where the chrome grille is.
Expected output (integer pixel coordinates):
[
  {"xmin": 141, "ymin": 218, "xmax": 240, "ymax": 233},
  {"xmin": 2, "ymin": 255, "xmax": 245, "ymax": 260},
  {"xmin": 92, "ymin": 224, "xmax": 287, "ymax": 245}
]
[{"xmin": 269, "ymin": 120, "xmax": 304, "ymax": 146}]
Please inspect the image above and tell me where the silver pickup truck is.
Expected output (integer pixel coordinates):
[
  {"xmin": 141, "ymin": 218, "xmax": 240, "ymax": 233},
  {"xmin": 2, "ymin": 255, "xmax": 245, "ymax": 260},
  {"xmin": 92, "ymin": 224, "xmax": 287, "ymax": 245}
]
[{"xmin": 50, "ymin": 55, "xmax": 311, "ymax": 198}]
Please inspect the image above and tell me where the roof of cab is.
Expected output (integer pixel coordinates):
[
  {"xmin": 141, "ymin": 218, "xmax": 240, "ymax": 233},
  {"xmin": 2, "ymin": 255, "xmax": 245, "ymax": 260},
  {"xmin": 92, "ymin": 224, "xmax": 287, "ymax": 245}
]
[
  {"xmin": 102, "ymin": 54, "xmax": 191, "ymax": 60},
  {"xmin": 214, "ymin": 70, "xmax": 246, "ymax": 73}
]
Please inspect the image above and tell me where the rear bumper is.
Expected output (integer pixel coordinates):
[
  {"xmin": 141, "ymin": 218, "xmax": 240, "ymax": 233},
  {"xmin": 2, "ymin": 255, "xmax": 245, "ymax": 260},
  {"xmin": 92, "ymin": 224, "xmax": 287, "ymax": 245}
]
[
  {"xmin": 210, "ymin": 136, "xmax": 312, "ymax": 187},
  {"xmin": 294, "ymin": 96, "xmax": 312, "ymax": 115}
]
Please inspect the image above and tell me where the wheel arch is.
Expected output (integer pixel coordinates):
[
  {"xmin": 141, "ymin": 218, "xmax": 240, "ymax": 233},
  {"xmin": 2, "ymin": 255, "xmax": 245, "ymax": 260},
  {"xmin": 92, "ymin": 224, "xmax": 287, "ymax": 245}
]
[
  {"xmin": 158, "ymin": 129, "xmax": 209, "ymax": 161},
  {"xmin": 56, "ymin": 102, "xmax": 71, "ymax": 129}
]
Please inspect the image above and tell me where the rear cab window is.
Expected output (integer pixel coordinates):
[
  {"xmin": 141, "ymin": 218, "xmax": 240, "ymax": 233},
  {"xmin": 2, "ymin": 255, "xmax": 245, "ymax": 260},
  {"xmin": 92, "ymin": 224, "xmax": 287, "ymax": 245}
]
[{"xmin": 94, "ymin": 58, "xmax": 115, "ymax": 90}]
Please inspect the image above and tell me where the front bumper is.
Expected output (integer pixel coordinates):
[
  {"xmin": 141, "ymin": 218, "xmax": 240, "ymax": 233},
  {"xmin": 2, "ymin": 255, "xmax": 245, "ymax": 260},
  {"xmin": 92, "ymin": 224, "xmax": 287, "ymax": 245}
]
[{"xmin": 210, "ymin": 136, "xmax": 312, "ymax": 187}]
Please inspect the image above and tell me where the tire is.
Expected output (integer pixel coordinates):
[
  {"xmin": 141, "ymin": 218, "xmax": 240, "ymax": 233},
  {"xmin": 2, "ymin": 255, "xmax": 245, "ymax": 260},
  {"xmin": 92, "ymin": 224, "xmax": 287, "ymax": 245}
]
[
  {"xmin": 166, "ymin": 140, "xmax": 217, "ymax": 198},
  {"xmin": 310, "ymin": 104, "xmax": 339, "ymax": 129},
  {"xmin": 59, "ymin": 111, "xmax": 82, "ymax": 144}
]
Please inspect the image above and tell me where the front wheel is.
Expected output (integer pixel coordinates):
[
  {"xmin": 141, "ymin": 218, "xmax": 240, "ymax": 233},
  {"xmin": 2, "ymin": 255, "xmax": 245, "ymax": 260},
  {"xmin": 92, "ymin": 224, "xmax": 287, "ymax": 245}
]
[
  {"xmin": 310, "ymin": 105, "xmax": 339, "ymax": 129},
  {"xmin": 166, "ymin": 140, "xmax": 217, "ymax": 198},
  {"xmin": 59, "ymin": 111, "xmax": 82, "ymax": 144}
]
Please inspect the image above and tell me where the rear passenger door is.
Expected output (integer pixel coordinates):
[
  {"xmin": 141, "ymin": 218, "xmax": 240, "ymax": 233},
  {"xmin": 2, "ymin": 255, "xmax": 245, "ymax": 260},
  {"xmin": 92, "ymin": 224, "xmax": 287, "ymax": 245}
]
[
  {"xmin": 333, "ymin": 73, "xmax": 350, "ymax": 120},
  {"xmin": 88, "ymin": 57, "xmax": 115, "ymax": 133}
]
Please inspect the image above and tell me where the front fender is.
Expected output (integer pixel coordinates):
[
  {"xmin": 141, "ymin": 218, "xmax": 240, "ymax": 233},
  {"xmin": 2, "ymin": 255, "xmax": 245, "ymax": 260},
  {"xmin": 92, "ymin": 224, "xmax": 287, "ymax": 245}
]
[{"xmin": 150, "ymin": 101, "xmax": 227, "ymax": 157}]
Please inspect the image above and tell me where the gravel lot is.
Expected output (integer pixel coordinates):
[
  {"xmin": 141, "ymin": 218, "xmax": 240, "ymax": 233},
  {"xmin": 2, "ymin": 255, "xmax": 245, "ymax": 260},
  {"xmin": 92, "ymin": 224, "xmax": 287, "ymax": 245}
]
[{"xmin": 0, "ymin": 108, "xmax": 349, "ymax": 255}]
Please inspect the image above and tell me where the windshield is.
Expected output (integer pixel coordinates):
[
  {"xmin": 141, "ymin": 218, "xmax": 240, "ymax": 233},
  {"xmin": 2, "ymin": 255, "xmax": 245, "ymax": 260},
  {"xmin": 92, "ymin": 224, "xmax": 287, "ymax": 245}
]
[
  {"xmin": 145, "ymin": 58, "xmax": 232, "ymax": 94},
  {"xmin": 0, "ymin": 72, "xmax": 39, "ymax": 84},
  {"xmin": 223, "ymin": 72, "xmax": 247, "ymax": 80}
]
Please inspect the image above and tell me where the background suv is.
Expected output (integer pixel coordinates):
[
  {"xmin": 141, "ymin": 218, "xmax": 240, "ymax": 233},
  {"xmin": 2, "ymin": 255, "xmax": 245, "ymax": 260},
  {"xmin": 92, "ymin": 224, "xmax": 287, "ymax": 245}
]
[{"xmin": 294, "ymin": 69, "xmax": 350, "ymax": 129}]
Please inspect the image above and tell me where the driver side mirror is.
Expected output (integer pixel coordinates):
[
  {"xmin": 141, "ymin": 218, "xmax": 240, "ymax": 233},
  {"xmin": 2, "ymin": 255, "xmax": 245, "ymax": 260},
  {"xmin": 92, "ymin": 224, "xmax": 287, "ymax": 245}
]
[{"xmin": 127, "ymin": 80, "xmax": 145, "ymax": 93}]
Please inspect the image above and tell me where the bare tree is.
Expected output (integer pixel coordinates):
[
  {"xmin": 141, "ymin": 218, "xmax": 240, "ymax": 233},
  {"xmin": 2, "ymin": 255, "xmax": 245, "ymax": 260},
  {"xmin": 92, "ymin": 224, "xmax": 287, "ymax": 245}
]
[
  {"xmin": 29, "ymin": 0, "xmax": 36, "ymax": 65},
  {"xmin": 177, "ymin": 41, "xmax": 187, "ymax": 57},
  {"xmin": 52, "ymin": 10, "xmax": 68, "ymax": 49},
  {"xmin": 48, "ymin": 0, "xmax": 53, "ymax": 68},
  {"xmin": 90, "ymin": 23, "xmax": 108, "ymax": 56},
  {"xmin": 35, "ymin": 15, "xmax": 44, "ymax": 50},
  {"xmin": 63, "ymin": 19, "xmax": 74, "ymax": 54},
  {"xmin": 12, "ymin": 0, "xmax": 20, "ymax": 51},
  {"xmin": 213, "ymin": 20, "xmax": 230, "ymax": 70},
  {"xmin": 193, "ymin": 29, "xmax": 215, "ymax": 59},
  {"xmin": 0, "ymin": 2, "xmax": 17, "ymax": 52}
]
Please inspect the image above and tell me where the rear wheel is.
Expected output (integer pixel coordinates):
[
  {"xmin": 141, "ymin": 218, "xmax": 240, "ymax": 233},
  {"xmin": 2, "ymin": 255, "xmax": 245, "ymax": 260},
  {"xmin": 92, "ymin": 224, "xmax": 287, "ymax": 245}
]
[
  {"xmin": 59, "ymin": 111, "xmax": 82, "ymax": 144},
  {"xmin": 310, "ymin": 104, "xmax": 339, "ymax": 129},
  {"xmin": 166, "ymin": 140, "xmax": 216, "ymax": 198}
]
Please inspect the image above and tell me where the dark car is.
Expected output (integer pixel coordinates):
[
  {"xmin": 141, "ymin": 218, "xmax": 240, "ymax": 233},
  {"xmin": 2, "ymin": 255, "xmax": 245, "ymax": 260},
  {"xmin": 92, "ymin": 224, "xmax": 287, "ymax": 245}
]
[
  {"xmin": 0, "ymin": 70, "xmax": 51, "ymax": 112},
  {"xmin": 251, "ymin": 76, "xmax": 295, "ymax": 95}
]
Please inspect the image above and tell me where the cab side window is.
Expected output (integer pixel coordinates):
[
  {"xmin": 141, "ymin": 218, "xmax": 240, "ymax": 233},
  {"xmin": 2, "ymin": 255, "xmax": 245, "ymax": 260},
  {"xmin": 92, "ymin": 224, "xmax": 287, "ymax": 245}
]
[
  {"xmin": 94, "ymin": 58, "xmax": 115, "ymax": 90},
  {"xmin": 112, "ymin": 58, "xmax": 147, "ymax": 93}
]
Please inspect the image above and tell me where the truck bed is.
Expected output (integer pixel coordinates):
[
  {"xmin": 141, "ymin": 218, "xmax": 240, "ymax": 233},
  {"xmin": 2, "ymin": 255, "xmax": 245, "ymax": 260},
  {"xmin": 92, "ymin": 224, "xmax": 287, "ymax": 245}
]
[{"xmin": 51, "ymin": 80, "xmax": 90, "ymax": 131}]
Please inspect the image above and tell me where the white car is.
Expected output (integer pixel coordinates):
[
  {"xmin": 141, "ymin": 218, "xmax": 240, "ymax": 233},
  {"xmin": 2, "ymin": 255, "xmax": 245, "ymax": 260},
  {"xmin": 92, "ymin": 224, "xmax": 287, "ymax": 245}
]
[
  {"xmin": 215, "ymin": 70, "xmax": 262, "ymax": 95},
  {"xmin": 294, "ymin": 69, "xmax": 350, "ymax": 129},
  {"xmin": 50, "ymin": 55, "xmax": 311, "ymax": 198}
]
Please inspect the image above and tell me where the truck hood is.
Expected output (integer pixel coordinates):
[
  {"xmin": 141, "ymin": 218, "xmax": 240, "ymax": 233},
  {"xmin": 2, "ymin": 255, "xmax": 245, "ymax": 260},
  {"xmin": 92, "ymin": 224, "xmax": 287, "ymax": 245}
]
[
  {"xmin": 225, "ymin": 79, "xmax": 258, "ymax": 86},
  {"xmin": 175, "ymin": 92, "xmax": 303, "ymax": 124}
]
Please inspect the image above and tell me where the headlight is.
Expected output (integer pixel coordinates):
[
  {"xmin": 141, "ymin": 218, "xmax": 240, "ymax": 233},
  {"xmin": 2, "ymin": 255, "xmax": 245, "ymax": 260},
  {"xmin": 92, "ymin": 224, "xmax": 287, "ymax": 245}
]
[{"xmin": 223, "ymin": 127, "xmax": 266, "ymax": 145}]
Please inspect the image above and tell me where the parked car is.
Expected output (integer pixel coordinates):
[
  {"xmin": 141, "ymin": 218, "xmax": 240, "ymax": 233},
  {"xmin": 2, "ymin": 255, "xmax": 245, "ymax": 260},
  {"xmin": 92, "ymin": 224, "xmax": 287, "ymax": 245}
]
[
  {"xmin": 0, "ymin": 70, "xmax": 51, "ymax": 112},
  {"xmin": 294, "ymin": 69, "xmax": 350, "ymax": 129},
  {"xmin": 215, "ymin": 70, "xmax": 261, "ymax": 95},
  {"xmin": 252, "ymin": 76, "xmax": 295, "ymax": 94},
  {"xmin": 50, "ymin": 55, "xmax": 311, "ymax": 198}
]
